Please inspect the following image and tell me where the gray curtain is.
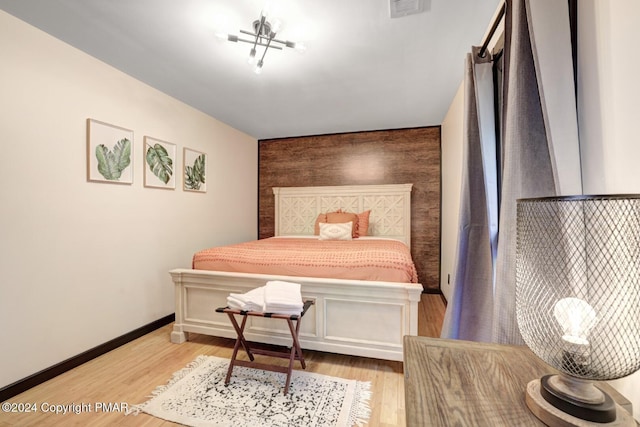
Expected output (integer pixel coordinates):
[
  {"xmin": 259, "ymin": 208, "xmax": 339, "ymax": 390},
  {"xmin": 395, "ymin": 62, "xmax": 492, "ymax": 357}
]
[
  {"xmin": 443, "ymin": 0, "xmax": 583, "ymax": 344},
  {"xmin": 441, "ymin": 48, "xmax": 497, "ymax": 342},
  {"xmin": 492, "ymin": 0, "xmax": 582, "ymax": 344}
]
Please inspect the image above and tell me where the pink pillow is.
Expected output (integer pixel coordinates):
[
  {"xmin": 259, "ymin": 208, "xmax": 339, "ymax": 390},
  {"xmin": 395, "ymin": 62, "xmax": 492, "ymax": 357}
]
[
  {"xmin": 357, "ymin": 210, "xmax": 371, "ymax": 236},
  {"xmin": 314, "ymin": 210, "xmax": 371, "ymax": 237}
]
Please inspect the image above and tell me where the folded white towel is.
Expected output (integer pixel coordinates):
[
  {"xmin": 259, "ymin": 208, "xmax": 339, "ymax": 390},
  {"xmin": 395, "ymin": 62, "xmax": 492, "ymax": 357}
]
[
  {"xmin": 226, "ymin": 296, "xmax": 243, "ymax": 309},
  {"xmin": 263, "ymin": 281, "xmax": 303, "ymax": 314},
  {"xmin": 227, "ymin": 296, "xmax": 261, "ymax": 312},
  {"xmin": 226, "ymin": 286, "xmax": 264, "ymax": 312}
]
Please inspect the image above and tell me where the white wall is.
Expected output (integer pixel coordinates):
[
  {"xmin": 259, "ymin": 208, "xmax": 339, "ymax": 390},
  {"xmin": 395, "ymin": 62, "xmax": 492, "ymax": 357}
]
[
  {"xmin": 439, "ymin": 82, "xmax": 465, "ymax": 303},
  {"xmin": 0, "ymin": 11, "xmax": 257, "ymax": 388},
  {"xmin": 577, "ymin": 0, "xmax": 640, "ymax": 418}
]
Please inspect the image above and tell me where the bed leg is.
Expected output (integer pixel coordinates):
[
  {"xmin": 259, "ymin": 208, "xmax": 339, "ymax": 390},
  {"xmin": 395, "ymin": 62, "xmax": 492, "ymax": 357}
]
[{"xmin": 171, "ymin": 325, "xmax": 188, "ymax": 343}]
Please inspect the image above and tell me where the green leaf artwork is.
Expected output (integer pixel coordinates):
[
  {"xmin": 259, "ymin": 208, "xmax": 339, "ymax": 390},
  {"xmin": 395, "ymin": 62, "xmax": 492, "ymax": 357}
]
[
  {"xmin": 184, "ymin": 153, "xmax": 206, "ymax": 190},
  {"xmin": 146, "ymin": 143, "xmax": 173, "ymax": 184},
  {"xmin": 95, "ymin": 138, "xmax": 131, "ymax": 180}
]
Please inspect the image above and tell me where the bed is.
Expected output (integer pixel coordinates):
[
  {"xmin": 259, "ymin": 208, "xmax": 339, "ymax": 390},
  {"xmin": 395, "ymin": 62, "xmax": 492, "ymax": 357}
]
[{"xmin": 169, "ymin": 183, "xmax": 424, "ymax": 361}]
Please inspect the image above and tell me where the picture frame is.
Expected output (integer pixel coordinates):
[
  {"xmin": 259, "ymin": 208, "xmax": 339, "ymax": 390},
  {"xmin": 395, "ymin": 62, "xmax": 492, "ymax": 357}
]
[
  {"xmin": 143, "ymin": 136, "xmax": 176, "ymax": 189},
  {"xmin": 87, "ymin": 118, "xmax": 134, "ymax": 184},
  {"xmin": 183, "ymin": 147, "xmax": 207, "ymax": 193}
]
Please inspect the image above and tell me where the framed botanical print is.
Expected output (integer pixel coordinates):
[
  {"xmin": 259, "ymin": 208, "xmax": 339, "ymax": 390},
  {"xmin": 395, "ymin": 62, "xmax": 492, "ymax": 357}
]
[
  {"xmin": 87, "ymin": 119, "xmax": 133, "ymax": 184},
  {"xmin": 144, "ymin": 136, "xmax": 176, "ymax": 189},
  {"xmin": 183, "ymin": 148, "xmax": 206, "ymax": 193}
]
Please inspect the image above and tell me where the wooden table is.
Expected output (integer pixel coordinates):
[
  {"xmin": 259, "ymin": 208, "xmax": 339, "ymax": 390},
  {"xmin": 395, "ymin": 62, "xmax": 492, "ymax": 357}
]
[{"xmin": 403, "ymin": 336, "xmax": 635, "ymax": 426}]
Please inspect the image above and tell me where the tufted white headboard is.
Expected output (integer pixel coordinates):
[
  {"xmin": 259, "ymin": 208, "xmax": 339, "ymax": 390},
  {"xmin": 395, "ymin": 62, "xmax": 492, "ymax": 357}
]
[{"xmin": 273, "ymin": 183, "xmax": 413, "ymax": 246}]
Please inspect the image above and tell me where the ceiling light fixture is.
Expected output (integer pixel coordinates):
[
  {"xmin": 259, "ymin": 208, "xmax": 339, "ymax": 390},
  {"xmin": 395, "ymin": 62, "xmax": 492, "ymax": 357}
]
[{"xmin": 219, "ymin": 8, "xmax": 306, "ymax": 74}]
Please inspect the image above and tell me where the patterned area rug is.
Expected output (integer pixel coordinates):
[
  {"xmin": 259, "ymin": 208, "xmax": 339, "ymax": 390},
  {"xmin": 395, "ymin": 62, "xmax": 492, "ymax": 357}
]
[{"xmin": 130, "ymin": 355, "xmax": 371, "ymax": 427}]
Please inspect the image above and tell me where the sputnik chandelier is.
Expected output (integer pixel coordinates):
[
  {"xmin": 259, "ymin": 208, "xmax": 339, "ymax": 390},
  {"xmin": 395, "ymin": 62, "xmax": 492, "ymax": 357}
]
[{"xmin": 221, "ymin": 8, "xmax": 306, "ymax": 74}]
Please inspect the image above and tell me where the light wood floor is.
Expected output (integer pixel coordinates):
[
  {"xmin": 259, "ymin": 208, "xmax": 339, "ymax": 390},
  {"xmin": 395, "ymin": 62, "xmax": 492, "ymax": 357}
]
[{"xmin": 0, "ymin": 294, "xmax": 445, "ymax": 427}]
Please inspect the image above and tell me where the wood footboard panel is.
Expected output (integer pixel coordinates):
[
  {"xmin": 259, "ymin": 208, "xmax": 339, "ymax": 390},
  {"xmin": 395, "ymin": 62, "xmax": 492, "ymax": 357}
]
[{"xmin": 170, "ymin": 268, "xmax": 423, "ymax": 361}]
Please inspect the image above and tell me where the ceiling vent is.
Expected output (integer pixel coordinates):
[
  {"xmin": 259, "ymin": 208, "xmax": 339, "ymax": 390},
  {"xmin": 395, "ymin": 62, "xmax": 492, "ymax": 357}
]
[{"xmin": 389, "ymin": 0, "xmax": 424, "ymax": 18}]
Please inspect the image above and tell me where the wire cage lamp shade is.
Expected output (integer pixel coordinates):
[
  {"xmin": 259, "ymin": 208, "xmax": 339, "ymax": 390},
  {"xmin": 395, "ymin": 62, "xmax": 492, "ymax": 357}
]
[{"xmin": 516, "ymin": 195, "xmax": 640, "ymax": 426}]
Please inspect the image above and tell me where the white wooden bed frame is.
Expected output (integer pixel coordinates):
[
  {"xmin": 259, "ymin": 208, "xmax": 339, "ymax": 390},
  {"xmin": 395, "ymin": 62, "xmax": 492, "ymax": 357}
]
[{"xmin": 169, "ymin": 183, "xmax": 423, "ymax": 361}]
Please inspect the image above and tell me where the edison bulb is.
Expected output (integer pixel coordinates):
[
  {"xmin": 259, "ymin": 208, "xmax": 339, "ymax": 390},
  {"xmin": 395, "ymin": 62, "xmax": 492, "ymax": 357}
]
[
  {"xmin": 554, "ymin": 297, "xmax": 598, "ymax": 372},
  {"xmin": 554, "ymin": 297, "xmax": 598, "ymax": 344}
]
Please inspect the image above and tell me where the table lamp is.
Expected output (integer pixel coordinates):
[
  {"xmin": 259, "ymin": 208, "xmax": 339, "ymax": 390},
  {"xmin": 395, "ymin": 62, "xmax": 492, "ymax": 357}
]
[{"xmin": 515, "ymin": 195, "xmax": 640, "ymax": 426}]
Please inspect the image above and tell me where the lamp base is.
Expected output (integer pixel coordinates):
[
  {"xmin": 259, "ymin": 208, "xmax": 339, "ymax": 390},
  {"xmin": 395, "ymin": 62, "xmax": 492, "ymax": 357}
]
[{"xmin": 525, "ymin": 379, "xmax": 636, "ymax": 426}]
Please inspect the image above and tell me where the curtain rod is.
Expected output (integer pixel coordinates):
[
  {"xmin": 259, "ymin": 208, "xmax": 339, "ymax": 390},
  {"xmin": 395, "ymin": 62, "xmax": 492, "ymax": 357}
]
[{"xmin": 478, "ymin": 2, "xmax": 506, "ymax": 58}]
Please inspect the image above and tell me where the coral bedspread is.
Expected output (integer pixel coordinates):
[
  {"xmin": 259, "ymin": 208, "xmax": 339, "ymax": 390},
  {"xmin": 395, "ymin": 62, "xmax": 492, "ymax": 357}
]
[{"xmin": 192, "ymin": 237, "xmax": 418, "ymax": 283}]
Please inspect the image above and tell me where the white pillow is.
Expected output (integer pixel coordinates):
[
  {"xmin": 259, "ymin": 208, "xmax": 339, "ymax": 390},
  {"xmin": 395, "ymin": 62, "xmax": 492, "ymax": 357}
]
[{"xmin": 318, "ymin": 222, "xmax": 353, "ymax": 241}]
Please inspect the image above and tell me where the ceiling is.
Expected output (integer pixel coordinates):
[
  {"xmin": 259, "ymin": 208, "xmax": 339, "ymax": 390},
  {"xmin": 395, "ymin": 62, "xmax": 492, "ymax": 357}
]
[{"xmin": 0, "ymin": 0, "xmax": 501, "ymax": 140}]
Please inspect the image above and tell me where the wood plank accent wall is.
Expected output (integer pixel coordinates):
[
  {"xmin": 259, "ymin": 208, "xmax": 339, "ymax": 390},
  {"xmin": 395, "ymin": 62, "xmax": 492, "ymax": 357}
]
[{"xmin": 258, "ymin": 127, "xmax": 441, "ymax": 292}]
